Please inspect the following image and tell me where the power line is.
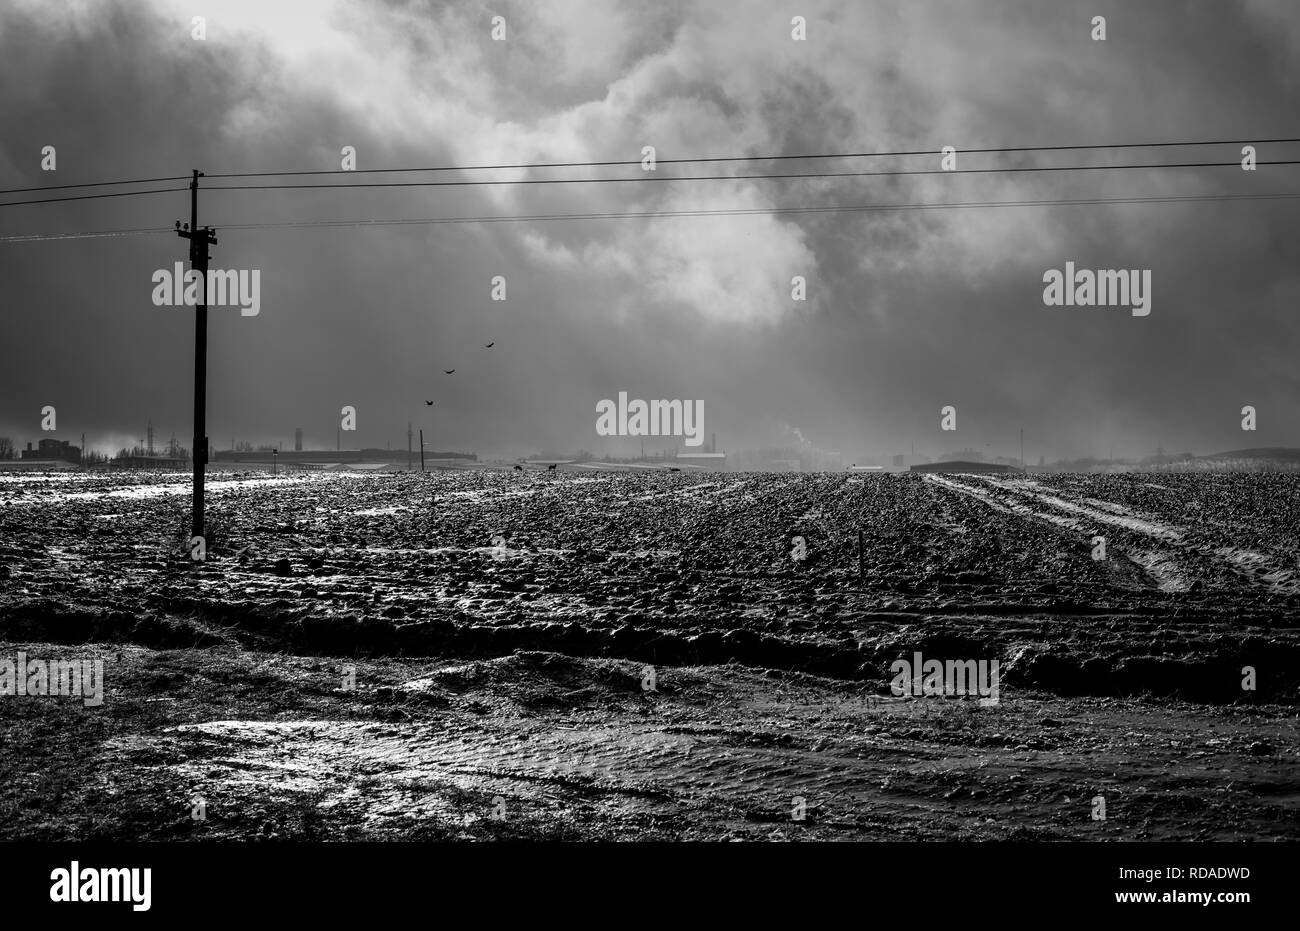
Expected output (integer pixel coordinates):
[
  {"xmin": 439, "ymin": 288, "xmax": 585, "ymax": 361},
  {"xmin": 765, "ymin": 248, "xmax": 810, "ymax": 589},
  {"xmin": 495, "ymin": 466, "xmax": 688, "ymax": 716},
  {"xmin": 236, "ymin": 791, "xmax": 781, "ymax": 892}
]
[
  {"xmin": 9, "ymin": 160, "xmax": 1290, "ymax": 209},
  {"xmin": 0, "ymin": 187, "xmax": 188, "ymax": 208},
  {"xmin": 4, "ymin": 136, "xmax": 1295, "ymax": 195},
  {"xmin": 205, "ymin": 137, "xmax": 1300, "ymax": 178},
  {"xmin": 3, "ymin": 190, "xmax": 1294, "ymax": 243},
  {"xmin": 0, "ymin": 226, "xmax": 170, "ymax": 242},
  {"xmin": 0, "ymin": 175, "xmax": 190, "ymax": 196},
  {"xmin": 199, "ymin": 160, "xmax": 1300, "ymax": 194}
]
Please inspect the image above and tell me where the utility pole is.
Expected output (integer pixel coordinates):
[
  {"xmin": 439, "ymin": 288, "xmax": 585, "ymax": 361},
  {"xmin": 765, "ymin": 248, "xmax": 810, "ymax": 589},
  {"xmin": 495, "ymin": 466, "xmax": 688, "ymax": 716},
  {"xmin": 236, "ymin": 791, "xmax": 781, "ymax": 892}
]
[
  {"xmin": 419, "ymin": 429, "xmax": 425, "ymax": 471},
  {"xmin": 176, "ymin": 170, "xmax": 218, "ymax": 541}
]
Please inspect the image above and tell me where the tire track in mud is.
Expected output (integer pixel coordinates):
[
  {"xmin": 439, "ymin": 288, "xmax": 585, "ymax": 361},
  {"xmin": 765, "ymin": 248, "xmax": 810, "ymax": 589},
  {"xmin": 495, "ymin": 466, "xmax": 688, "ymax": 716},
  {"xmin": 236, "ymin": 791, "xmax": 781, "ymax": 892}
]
[
  {"xmin": 926, "ymin": 473, "xmax": 1300, "ymax": 596},
  {"xmin": 1001, "ymin": 475, "xmax": 1300, "ymax": 596},
  {"xmin": 153, "ymin": 644, "xmax": 1008, "ymax": 836},
  {"xmin": 152, "ymin": 668, "xmax": 1300, "ymax": 841},
  {"xmin": 975, "ymin": 473, "xmax": 1192, "ymax": 593},
  {"xmin": 157, "ymin": 713, "xmax": 1044, "ymax": 835},
  {"xmin": 9, "ymin": 643, "xmax": 1294, "ymax": 841}
]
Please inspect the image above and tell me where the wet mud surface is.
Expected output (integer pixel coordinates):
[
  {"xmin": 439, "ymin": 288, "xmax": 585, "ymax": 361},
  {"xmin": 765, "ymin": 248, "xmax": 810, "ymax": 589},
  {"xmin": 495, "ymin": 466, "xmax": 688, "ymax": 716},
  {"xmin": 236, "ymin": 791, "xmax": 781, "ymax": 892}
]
[{"xmin": 1, "ymin": 470, "xmax": 1297, "ymax": 839}]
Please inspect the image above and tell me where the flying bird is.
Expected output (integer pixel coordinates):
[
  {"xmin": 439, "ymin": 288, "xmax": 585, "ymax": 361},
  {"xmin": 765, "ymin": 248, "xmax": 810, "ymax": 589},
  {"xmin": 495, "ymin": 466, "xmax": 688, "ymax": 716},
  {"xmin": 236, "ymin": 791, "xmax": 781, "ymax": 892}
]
[
  {"xmin": 424, "ymin": 400, "xmax": 434, "ymax": 406},
  {"xmin": 484, "ymin": 342, "xmax": 495, "ymax": 348},
  {"xmin": 444, "ymin": 369, "xmax": 455, "ymax": 374}
]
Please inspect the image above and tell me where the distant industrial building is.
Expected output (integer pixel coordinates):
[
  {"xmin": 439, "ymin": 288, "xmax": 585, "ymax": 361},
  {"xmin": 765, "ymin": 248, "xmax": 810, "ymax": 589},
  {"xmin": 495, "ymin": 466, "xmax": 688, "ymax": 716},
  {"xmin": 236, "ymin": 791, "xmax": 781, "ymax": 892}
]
[
  {"xmin": 112, "ymin": 454, "xmax": 188, "ymax": 470},
  {"xmin": 910, "ymin": 460, "xmax": 1022, "ymax": 474},
  {"xmin": 675, "ymin": 432, "xmax": 726, "ymax": 467},
  {"xmin": 20, "ymin": 438, "xmax": 81, "ymax": 463}
]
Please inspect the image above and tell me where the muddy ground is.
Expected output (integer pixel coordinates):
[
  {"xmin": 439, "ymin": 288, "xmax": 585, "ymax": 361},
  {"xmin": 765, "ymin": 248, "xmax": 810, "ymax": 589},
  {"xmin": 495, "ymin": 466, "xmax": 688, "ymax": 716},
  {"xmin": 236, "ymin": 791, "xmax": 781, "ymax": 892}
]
[{"xmin": 1, "ymin": 469, "xmax": 1296, "ymax": 840}]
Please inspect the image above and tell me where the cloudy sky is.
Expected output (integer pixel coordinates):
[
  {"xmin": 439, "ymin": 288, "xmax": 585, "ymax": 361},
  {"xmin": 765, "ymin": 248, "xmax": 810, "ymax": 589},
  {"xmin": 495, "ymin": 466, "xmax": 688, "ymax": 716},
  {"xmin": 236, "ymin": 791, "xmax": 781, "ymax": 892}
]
[{"xmin": 1, "ymin": 0, "xmax": 1297, "ymax": 462}]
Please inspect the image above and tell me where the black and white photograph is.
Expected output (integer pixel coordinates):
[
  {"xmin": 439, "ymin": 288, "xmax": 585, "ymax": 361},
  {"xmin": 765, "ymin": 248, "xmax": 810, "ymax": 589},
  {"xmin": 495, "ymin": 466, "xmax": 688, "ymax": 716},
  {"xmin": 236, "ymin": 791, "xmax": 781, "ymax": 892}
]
[{"xmin": 0, "ymin": 0, "xmax": 1295, "ymax": 914}]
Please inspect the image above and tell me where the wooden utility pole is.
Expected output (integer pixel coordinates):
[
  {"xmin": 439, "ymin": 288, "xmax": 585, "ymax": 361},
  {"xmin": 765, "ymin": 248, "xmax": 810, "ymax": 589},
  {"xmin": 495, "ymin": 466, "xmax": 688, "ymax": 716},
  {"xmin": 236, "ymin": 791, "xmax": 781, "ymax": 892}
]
[
  {"xmin": 176, "ymin": 170, "xmax": 218, "ymax": 541},
  {"xmin": 419, "ymin": 429, "xmax": 425, "ymax": 471}
]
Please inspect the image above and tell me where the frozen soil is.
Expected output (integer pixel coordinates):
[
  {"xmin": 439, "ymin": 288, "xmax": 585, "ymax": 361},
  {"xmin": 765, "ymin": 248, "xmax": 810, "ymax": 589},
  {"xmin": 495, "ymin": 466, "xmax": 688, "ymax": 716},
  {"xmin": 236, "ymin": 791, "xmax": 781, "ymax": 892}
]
[{"xmin": 0, "ymin": 470, "xmax": 1297, "ymax": 840}]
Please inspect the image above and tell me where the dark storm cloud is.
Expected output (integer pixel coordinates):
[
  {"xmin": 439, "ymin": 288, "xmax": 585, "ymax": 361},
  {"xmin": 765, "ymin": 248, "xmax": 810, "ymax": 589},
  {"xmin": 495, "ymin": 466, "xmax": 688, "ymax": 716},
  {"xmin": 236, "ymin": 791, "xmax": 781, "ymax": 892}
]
[{"xmin": 1, "ymin": 0, "xmax": 1296, "ymax": 463}]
